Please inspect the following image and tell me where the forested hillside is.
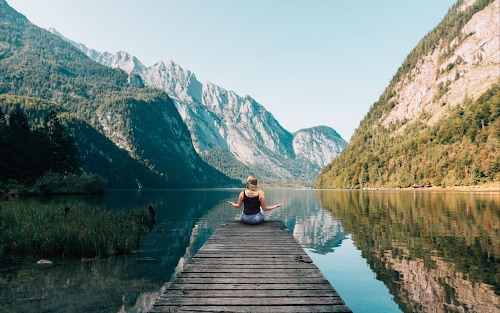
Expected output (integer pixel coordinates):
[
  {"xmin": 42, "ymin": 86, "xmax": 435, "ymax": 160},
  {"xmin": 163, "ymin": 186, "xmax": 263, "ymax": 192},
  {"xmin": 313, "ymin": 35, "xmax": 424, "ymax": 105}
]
[
  {"xmin": 0, "ymin": 95, "xmax": 186, "ymax": 188},
  {"xmin": 0, "ymin": 0, "xmax": 238, "ymax": 188},
  {"xmin": 315, "ymin": 0, "xmax": 500, "ymax": 189}
]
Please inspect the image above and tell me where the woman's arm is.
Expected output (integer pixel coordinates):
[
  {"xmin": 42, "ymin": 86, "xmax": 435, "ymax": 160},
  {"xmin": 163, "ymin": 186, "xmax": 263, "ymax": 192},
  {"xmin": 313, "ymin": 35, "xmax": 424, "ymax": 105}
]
[
  {"xmin": 228, "ymin": 191, "xmax": 244, "ymax": 208},
  {"xmin": 259, "ymin": 192, "xmax": 284, "ymax": 211}
]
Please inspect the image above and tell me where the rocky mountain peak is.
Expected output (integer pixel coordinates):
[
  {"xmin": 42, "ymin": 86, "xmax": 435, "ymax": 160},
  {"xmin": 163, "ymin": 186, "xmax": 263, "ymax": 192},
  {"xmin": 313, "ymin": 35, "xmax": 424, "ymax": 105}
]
[
  {"xmin": 45, "ymin": 27, "xmax": 89, "ymax": 54},
  {"xmin": 48, "ymin": 29, "xmax": 348, "ymax": 183},
  {"xmin": 293, "ymin": 126, "xmax": 348, "ymax": 168}
]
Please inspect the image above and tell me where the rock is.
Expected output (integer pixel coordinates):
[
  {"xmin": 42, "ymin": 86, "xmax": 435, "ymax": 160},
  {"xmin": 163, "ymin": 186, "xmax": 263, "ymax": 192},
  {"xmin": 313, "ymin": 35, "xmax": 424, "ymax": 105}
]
[
  {"xmin": 128, "ymin": 74, "xmax": 144, "ymax": 87},
  {"xmin": 36, "ymin": 259, "xmax": 53, "ymax": 264},
  {"xmin": 122, "ymin": 292, "xmax": 140, "ymax": 306}
]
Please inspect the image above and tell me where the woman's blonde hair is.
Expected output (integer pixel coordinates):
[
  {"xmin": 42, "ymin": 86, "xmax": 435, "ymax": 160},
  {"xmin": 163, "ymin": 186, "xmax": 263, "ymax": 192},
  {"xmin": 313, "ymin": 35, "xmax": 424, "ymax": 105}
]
[{"xmin": 246, "ymin": 175, "xmax": 261, "ymax": 197}]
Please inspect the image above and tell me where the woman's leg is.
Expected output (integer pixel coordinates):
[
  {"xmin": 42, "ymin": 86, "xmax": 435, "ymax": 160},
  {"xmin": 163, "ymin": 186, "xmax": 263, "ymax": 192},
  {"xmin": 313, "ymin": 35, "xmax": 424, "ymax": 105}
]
[{"xmin": 241, "ymin": 212, "xmax": 265, "ymax": 224}]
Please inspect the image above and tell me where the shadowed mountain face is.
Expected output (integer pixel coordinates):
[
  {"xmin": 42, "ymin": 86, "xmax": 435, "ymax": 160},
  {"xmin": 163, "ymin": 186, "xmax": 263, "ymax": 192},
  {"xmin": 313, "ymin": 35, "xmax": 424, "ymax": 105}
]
[
  {"xmin": 0, "ymin": 0, "xmax": 238, "ymax": 188},
  {"xmin": 317, "ymin": 191, "xmax": 500, "ymax": 313},
  {"xmin": 45, "ymin": 28, "xmax": 348, "ymax": 183}
]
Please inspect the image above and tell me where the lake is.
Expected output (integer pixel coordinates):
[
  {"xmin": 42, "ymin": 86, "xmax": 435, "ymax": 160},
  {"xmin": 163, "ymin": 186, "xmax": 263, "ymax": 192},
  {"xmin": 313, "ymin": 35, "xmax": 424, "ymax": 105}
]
[{"xmin": 1, "ymin": 189, "xmax": 499, "ymax": 313}]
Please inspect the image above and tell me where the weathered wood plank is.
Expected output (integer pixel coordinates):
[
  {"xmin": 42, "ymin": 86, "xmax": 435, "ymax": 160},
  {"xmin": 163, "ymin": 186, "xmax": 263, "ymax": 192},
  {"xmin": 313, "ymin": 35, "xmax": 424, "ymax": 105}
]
[
  {"xmin": 155, "ymin": 297, "xmax": 345, "ymax": 306},
  {"xmin": 167, "ymin": 283, "xmax": 335, "ymax": 290},
  {"xmin": 150, "ymin": 305, "xmax": 352, "ymax": 313},
  {"xmin": 193, "ymin": 254, "xmax": 313, "ymax": 263},
  {"xmin": 202, "ymin": 244, "xmax": 301, "ymax": 248},
  {"xmin": 159, "ymin": 290, "xmax": 340, "ymax": 297},
  {"xmin": 187, "ymin": 258, "xmax": 313, "ymax": 265},
  {"xmin": 149, "ymin": 221, "xmax": 351, "ymax": 313},
  {"xmin": 182, "ymin": 266, "xmax": 320, "ymax": 272},
  {"xmin": 177, "ymin": 272, "xmax": 325, "ymax": 278},
  {"xmin": 196, "ymin": 250, "xmax": 306, "ymax": 254},
  {"xmin": 173, "ymin": 277, "xmax": 330, "ymax": 284}
]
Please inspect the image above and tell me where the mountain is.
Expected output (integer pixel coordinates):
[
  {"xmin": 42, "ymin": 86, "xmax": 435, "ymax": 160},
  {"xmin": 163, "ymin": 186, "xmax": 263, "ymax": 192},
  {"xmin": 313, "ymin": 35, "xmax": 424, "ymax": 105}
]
[
  {"xmin": 46, "ymin": 29, "xmax": 349, "ymax": 183},
  {"xmin": 0, "ymin": 0, "xmax": 238, "ymax": 188},
  {"xmin": 315, "ymin": 0, "xmax": 500, "ymax": 189}
]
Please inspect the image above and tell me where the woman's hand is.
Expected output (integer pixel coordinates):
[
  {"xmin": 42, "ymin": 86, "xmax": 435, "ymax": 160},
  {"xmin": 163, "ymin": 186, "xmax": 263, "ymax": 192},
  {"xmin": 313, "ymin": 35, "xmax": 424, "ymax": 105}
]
[{"xmin": 228, "ymin": 192, "xmax": 244, "ymax": 208}]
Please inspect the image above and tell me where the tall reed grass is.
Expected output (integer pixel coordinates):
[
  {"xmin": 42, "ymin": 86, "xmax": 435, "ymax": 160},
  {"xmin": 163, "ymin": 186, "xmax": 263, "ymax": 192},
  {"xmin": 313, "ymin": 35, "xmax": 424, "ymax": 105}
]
[{"xmin": 0, "ymin": 202, "xmax": 148, "ymax": 257}]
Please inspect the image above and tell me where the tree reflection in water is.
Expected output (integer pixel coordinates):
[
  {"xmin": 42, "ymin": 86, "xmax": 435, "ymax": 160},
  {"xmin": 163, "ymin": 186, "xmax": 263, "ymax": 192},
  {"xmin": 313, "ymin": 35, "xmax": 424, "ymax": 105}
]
[
  {"xmin": 3, "ymin": 189, "xmax": 498, "ymax": 313},
  {"xmin": 317, "ymin": 190, "xmax": 500, "ymax": 313}
]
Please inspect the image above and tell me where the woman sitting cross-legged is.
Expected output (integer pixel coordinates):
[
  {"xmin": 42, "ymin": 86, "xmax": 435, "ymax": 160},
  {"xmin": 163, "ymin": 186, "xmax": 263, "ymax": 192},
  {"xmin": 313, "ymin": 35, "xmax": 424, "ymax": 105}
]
[{"xmin": 228, "ymin": 175, "xmax": 284, "ymax": 224}]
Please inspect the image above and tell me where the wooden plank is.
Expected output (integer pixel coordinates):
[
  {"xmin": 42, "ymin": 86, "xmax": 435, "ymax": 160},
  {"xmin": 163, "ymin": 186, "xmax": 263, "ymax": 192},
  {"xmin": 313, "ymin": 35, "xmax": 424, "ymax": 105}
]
[
  {"xmin": 193, "ymin": 254, "xmax": 313, "ymax": 263},
  {"xmin": 149, "ymin": 221, "xmax": 351, "ymax": 313},
  {"xmin": 177, "ymin": 272, "xmax": 325, "ymax": 278},
  {"xmin": 182, "ymin": 266, "xmax": 320, "ymax": 272},
  {"xmin": 173, "ymin": 277, "xmax": 330, "ymax": 284},
  {"xmin": 193, "ymin": 252, "xmax": 310, "ymax": 256},
  {"xmin": 155, "ymin": 297, "xmax": 346, "ymax": 305},
  {"xmin": 200, "ymin": 243, "xmax": 301, "ymax": 247},
  {"xmin": 150, "ymin": 305, "xmax": 352, "ymax": 313},
  {"xmin": 159, "ymin": 290, "xmax": 340, "ymax": 297},
  {"xmin": 187, "ymin": 258, "xmax": 313, "ymax": 265},
  {"xmin": 196, "ymin": 250, "xmax": 306, "ymax": 254},
  {"xmin": 167, "ymin": 283, "xmax": 335, "ymax": 290}
]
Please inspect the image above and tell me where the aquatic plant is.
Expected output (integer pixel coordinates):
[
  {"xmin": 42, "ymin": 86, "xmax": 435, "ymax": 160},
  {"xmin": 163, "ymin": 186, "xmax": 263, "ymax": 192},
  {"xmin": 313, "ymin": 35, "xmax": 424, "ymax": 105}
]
[{"xmin": 0, "ymin": 202, "xmax": 148, "ymax": 257}]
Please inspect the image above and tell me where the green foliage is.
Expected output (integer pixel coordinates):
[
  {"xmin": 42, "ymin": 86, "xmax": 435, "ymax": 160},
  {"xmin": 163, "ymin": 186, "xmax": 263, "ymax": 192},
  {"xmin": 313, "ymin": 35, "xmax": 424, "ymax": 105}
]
[
  {"xmin": 0, "ymin": 202, "xmax": 148, "ymax": 256},
  {"xmin": 316, "ymin": 84, "xmax": 500, "ymax": 189},
  {"xmin": 0, "ymin": 105, "xmax": 80, "ymax": 184},
  {"xmin": 34, "ymin": 171, "xmax": 107, "ymax": 195},
  {"xmin": 0, "ymin": 1, "xmax": 238, "ymax": 188},
  {"xmin": 433, "ymin": 80, "xmax": 452, "ymax": 103}
]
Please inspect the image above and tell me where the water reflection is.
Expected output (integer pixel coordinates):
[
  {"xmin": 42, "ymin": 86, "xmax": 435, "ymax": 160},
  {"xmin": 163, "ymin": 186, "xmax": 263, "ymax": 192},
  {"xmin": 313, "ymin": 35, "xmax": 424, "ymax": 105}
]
[
  {"xmin": 3, "ymin": 189, "xmax": 498, "ymax": 313},
  {"xmin": 1, "ymin": 189, "xmax": 348, "ymax": 313},
  {"xmin": 317, "ymin": 190, "xmax": 500, "ymax": 313}
]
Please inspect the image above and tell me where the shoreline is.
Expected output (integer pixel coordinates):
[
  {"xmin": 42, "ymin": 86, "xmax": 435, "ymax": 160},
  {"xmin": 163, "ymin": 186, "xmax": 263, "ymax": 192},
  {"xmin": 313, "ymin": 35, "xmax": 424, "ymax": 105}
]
[{"xmin": 362, "ymin": 181, "xmax": 500, "ymax": 192}]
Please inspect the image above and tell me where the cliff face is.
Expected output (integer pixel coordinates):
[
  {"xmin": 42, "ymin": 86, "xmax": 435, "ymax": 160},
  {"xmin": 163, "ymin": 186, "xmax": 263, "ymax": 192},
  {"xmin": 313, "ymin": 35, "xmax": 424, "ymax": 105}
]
[
  {"xmin": 293, "ymin": 126, "xmax": 348, "ymax": 168},
  {"xmin": 47, "ymin": 28, "xmax": 348, "ymax": 182},
  {"xmin": 315, "ymin": 0, "xmax": 500, "ymax": 189},
  {"xmin": 381, "ymin": 0, "xmax": 499, "ymax": 130}
]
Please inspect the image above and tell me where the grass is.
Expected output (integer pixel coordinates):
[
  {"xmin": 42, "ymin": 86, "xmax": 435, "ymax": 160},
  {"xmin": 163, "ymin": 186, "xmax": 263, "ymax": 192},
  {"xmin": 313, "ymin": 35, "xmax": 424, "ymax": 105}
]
[{"xmin": 0, "ymin": 202, "xmax": 148, "ymax": 257}]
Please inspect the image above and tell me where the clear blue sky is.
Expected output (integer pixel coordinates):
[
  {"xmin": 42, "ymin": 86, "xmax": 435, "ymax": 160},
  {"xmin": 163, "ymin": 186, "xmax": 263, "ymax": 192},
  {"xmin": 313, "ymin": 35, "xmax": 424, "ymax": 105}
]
[{"xmin": 8, "ymin": 0, "xmax": 457, "ymax": 141}]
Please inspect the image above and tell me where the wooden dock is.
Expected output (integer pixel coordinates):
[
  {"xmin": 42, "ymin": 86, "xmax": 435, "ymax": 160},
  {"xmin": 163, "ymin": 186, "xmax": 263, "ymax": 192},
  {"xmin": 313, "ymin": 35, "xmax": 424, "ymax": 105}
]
[{"xmin": 150, "ymin": 220, "xmax": 351, "ymax": 312}]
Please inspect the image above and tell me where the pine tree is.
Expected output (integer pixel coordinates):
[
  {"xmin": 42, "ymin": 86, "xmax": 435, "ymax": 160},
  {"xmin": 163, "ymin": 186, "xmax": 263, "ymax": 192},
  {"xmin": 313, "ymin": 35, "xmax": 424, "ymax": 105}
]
[
  {"xmin": 0, "ymin": 108, "xmax": 6, "ymax": 181},
  {"xmin": 43, "ymin": 111, "xmax": 80, "ymax": 174},
  {"xmin": 5, "ymin": 108, "xmax": 36, "ymax": 183}
]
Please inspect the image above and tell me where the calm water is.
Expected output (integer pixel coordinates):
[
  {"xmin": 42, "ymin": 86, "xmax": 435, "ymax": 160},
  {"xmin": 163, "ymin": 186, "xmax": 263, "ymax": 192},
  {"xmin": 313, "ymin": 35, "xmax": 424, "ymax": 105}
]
[{"xmin": 1, "ymin": 189, "xmax": 499, "ymax": 313}]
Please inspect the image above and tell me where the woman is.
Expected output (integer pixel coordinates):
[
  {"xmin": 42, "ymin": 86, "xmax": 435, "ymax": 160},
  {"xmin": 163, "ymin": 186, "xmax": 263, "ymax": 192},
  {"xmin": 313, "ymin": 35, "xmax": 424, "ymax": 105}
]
[{"xmin": 228, "ymin": 175, "xmax": 284, "ymax": 224}]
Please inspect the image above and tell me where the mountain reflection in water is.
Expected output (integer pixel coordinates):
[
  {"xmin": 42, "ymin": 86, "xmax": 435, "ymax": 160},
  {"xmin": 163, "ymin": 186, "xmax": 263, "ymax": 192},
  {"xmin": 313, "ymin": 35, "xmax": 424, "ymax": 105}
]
[
  {"xmin": 2, "ymin": 189, "xmax": 499, "ymax": 313},
  {"xmin": 317, "ymin": 190, "xmax": 500, "ymax": 313},
  {"xmin": 0, "ymin": 189, "xmax": 347, "ymax": 313}
]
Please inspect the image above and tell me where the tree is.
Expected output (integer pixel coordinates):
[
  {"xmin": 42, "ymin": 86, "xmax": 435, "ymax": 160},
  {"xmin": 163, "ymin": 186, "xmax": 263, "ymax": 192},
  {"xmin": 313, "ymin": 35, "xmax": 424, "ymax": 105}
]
[
  {"xmin": 0, "ymin": 108, "xmax": 6, "ymax": 181},
  {"xmin": 43, "ymin": 110, "xmax": 80, "ymax": 174},
  {"xmin": 4, "ymin": 108, "xmax": 37, "ymax": 183}
]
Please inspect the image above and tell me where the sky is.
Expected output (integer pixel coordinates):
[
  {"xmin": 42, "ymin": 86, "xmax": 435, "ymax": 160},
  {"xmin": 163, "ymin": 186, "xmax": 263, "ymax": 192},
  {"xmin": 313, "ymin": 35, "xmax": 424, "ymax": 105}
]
[{"xmin": 7, "ymin": 0, "xmax": 457, "ymax": 141}]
